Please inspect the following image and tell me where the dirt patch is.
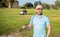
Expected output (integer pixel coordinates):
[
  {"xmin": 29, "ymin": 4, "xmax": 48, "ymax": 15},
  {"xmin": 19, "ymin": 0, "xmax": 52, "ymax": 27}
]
[
  {"xmin": 53, "ymin": 33, "xmax": 60, "ymax": 37},
  {"xmin": 0, "ymin": 35, "xmax": 7, "ymax": 37},
  {"xmin": 0, "ymin": 32, "xmax": 23, "ymax": 37}
]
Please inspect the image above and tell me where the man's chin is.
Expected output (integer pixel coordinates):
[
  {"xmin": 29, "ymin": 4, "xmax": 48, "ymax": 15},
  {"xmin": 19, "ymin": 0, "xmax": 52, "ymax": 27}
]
[{"xmin": 37, "ymin": 14, "xmax": 42, "ymax": 15}]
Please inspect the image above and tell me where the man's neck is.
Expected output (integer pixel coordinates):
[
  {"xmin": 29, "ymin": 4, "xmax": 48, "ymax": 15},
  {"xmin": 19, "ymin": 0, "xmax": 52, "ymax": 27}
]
[{"xmin": 37, "ymin": 14, "xmax": 42, "ymax": 16}]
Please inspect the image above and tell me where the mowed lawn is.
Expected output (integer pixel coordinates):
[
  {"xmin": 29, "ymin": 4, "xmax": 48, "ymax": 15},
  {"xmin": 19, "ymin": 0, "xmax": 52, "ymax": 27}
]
[{"xmin": 0, "ymin": 8, "xmax": 60, "ymax": 37}]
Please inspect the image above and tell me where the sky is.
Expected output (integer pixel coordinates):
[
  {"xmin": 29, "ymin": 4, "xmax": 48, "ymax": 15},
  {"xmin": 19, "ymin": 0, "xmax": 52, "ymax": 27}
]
[{"xmin": 17, "ymin": 0, "xmax": 56, "ymax": 6}]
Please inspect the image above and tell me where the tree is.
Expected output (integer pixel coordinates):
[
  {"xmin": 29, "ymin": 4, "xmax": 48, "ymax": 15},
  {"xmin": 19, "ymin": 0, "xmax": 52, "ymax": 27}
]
[
  {"xmin": 55, "ymin": 0, "xmax": 60, "ymax": 7},
  {"xmin": 46, "ymin": 4, "xmax": 50, "ymax": 10},
  {"xmin": 34, "ymin": 1, "xmax": 41, "ymax": 8},
  {"xmin": 42, "ymin": 3, "xmax": 50, "ymax": 10},
  {"xmin": 23, "ymin": 3, "xmax": 33, "ymax": 8},
  {"xmin": 50, "ymin": 4, "xmax": 58, "ymax": 10},
  {"xmin": 42, "ymin": 3, "xmax": 47, "ymax": 9}
]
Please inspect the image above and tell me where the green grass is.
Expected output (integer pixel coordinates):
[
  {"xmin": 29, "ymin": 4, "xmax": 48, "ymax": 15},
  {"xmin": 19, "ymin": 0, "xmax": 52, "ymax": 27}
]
[{"xmin": 0, "ymin": 8, "xmax": 60, "ymax": 37}]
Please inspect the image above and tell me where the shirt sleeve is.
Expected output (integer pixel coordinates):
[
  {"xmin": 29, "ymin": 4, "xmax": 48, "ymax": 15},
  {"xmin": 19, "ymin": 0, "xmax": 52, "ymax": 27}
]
[
  {"xmin": 30, "ymin": 16, "xmax": 34, "ymax": 25},
  {"xmin": 45, "ymin": 17, "xmax": 50, "ymax": 26}
]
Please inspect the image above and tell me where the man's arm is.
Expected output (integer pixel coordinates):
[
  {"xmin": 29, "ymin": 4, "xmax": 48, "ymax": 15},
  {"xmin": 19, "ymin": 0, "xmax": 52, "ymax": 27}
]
[
  {"xmin": 46, "ymin": 25, "xmax": 52, "ymax": 37},
  {"xmin": 21, "ymin": 16, "xmax": 34, "ymax": 31},
  {"xmin": 22, "ymin": 23, "xmax": 32, "ymax": 29}
]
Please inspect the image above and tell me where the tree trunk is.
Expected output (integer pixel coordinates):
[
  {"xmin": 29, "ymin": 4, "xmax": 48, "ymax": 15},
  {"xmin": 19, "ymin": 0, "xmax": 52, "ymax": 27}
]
[{"xmin": 8, "ymin": 2, "xmax": 11, "ymax": 8}]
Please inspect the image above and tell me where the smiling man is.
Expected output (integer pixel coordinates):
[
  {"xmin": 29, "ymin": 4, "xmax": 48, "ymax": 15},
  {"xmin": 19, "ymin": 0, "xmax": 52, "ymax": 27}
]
[{"xmin": 22, "ymin": 5, "xmax": 51, "ymax": 37}]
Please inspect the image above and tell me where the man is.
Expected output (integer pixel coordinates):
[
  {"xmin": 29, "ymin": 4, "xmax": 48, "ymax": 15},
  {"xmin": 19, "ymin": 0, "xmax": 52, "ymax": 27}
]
[{"xmin": 22, "ymin": 5, "xmax": 51, "ymax": 37}]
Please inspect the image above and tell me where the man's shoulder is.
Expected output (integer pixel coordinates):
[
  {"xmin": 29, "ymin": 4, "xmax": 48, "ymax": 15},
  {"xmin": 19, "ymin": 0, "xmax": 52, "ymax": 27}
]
[
  {"xmin": 31, "ymin": 15, "xmax": 36, "ymax": 17},
  {"xmin": 30, "ymin": 15, "xmax": 36, "ymax": 20},
  {"xmin": 42, "ymin": 15, "xmax": 49, "ymax": 19}
]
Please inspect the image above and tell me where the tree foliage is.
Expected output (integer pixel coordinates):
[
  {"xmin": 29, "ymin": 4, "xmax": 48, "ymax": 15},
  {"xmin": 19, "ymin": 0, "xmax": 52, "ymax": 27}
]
[
  {"xmin": 55, "ymin": 0, "xmax": 60, "ymax": 7},
  {"xmin": 42, "ymin": 3, "xmax": 50, "ymax": 10},
  {"xmin": 34, "ymin": 1, "xmax": 41, "ymax": 7},
  {"xmin": 23, "ymin": 3, "xmax": 33, "ymax": 8}
]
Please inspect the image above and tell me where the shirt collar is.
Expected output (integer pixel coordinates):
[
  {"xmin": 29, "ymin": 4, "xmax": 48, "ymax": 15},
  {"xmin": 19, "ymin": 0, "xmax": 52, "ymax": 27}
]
[{"xmin": 36, "ymin": 14, "xmax": 43, "ymax": 18}]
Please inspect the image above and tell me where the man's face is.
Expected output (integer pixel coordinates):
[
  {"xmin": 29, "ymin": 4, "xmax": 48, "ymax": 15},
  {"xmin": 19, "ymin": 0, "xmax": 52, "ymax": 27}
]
[{"xmin": 36, "ymin": 8, "xmax": 43, "ymax": 15}]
